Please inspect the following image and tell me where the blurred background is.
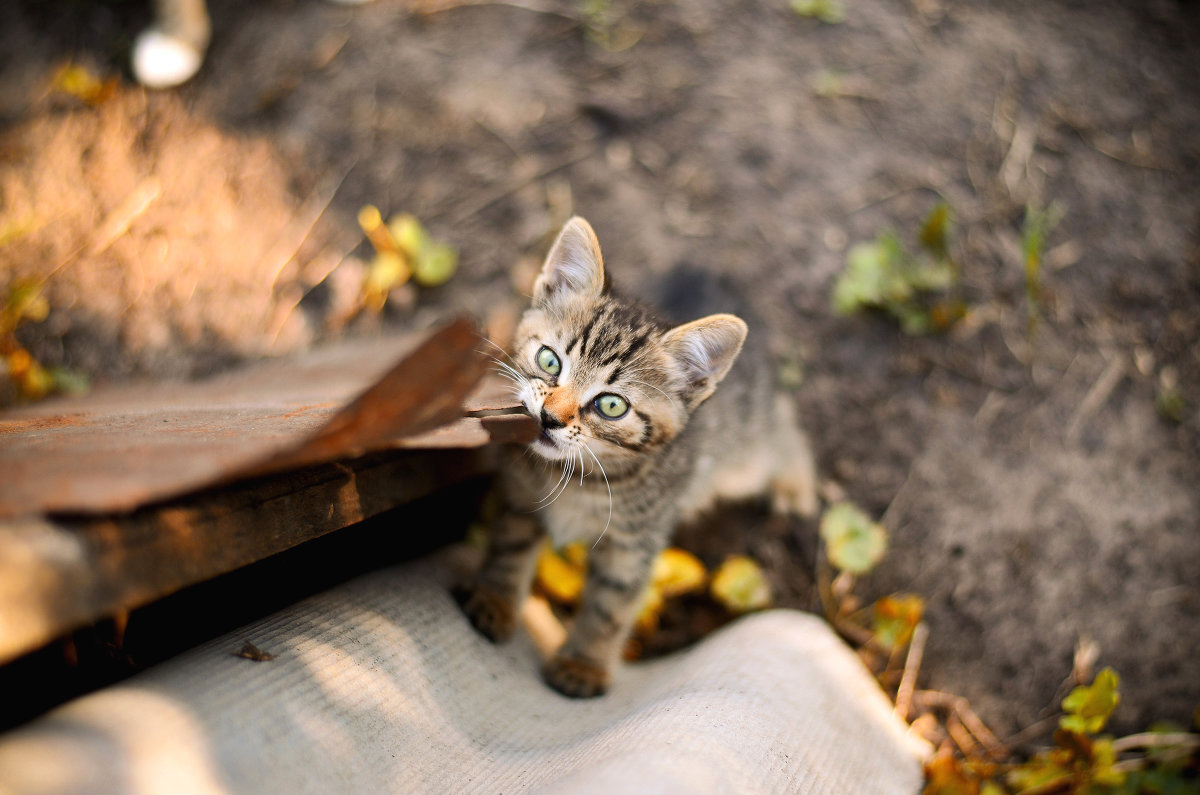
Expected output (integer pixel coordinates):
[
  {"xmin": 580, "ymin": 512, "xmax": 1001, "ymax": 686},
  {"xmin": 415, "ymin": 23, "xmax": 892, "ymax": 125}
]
[{"xmin": 1, "ymin": 0, "xmax": 1197, "ymax": 752}]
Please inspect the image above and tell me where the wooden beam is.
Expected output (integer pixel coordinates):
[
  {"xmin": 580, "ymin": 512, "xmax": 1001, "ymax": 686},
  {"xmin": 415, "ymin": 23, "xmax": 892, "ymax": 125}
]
[{"xmin": 0, "ymin": 448, "xmax": 488, "ymax": 665}]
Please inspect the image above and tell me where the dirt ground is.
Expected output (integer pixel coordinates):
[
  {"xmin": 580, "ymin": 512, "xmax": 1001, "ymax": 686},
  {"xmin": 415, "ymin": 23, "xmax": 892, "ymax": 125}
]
[{"xmin": 2, "ymin": 0, "xmax": 1198, "ymax": 745}]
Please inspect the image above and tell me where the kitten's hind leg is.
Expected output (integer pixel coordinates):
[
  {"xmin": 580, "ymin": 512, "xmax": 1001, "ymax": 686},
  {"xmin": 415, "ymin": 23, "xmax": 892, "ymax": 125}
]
[
  {"xmin": 768, "ymin": 395, "xmax": 820, "ymax": 518},
  {"xmin": 459, "ymin": 513, "xmax": 543, "ymax": 644}
]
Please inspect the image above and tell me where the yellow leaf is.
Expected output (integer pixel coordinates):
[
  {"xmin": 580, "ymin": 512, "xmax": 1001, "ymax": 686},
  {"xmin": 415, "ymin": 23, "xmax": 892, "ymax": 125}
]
[
  {"xmin": 923, "ymin": 751, "xmax": 980, "ymax": 795},
  {"xmin": 634, "ymin": 587, "xmax": 665, "ymax": 636},
  {"xmin": 3, "ymin": 280, "xmax": 50, "ymax": 335},
  {"xmin": 872, "ymin": 594, "xmax": 924, "ymax": 650},
  {"xmin": 4, "ymin": 349, "xmax": 53, "ymax": 401},
  {"xmin": 562, "ymin": 542, "xmax": 587, "ymax": 569},
  {"xmin": 710, "ymin": 555, "xmax": 773, "ymax": 613},
  {"xmin": 357, "ymin": 205, "xmax": 399, "ymax": 256},
  {"xmin": 535, "ymin": 543, "xmax": 585, "ymax": 605},
  {"xmin": 1060, "ymin": 667, "xmax": 1120, "ymax": 735},
  {"xmin": 388, "ymin": 214, "xmax": 458, "ymax": 287},
  {"xmin": 51, "ymin": 64, "xmax": 116, "ymax": 105},
  {"xmin": 388, "ymin": 214, "xmax": 427, "ymax": 258},
  {"xmin": 361, "ymin": 251, "xmax": 411, "ymax": 312},
  {"xmin": 652, "ymin": 547, "xmax": 707, "ymax": 599}
]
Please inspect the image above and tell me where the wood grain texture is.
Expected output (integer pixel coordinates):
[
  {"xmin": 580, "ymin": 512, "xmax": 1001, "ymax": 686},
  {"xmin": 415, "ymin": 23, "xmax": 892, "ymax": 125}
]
[{"xmin": 0, "ymin": 449, "xmax": 485, "ymax": 665}]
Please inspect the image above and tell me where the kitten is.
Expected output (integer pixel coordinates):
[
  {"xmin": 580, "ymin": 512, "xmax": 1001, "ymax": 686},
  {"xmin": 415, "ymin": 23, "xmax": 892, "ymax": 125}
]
[{"xmin": 462, "ymin": 217, "xmax": 818, "ymax": 698}]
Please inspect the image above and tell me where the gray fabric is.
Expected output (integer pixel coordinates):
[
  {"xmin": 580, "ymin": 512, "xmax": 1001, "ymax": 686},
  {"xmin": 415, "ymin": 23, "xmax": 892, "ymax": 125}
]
[{"xmin": 0, "ymin": 553, "xmax": 924, "ymax": 794}]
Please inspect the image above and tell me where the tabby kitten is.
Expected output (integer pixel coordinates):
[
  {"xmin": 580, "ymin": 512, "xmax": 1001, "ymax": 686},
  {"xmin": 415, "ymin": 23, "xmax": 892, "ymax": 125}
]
[{"xmin": 462, "ymin": 217, "xmax": 817, "ymax": 698}]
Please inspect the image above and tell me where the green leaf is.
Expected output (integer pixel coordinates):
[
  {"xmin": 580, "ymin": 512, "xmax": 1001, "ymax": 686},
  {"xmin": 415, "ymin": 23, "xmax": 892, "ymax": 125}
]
[
  {"xmin": 2, "ymin": 280, "xmax": 50, "ymax": 335},
  {"xmin": 1156, "ymin": 386, "xmax": 1186, "ymax": 423},
  {"xmin": 820, "ymin": 502, "xmax": 888, "ymax": 575},
  {"xmin": 389, "ymin": 213, "xmax": 428, "ymax": 258},
  {"xmin": 872, "ymin": 594, "xmax": 924, "ymax": 650},
  {"xmin": 832, "ymin": 235, "xmax": 910, "ymax": 316},
  {"xmin": 48, "ymin": 367, "xmax": 90, "ymax": 397},
  {"xmin": 831, "ymin": 208, "xmax": 962, "ymax": 335},
  {"xmin": 918, "ymin": 202, "xmax": 952, "ymax": 260},
  {"xmin": 790, "ymin": 0, "xmax": 845, "ymax": 24},
  {"xmin": 710, "ymin": 555, "xmax": 773, "ymax": 613},
  {"xmin": 1061, "ymin": 667, "xmax": 1121, "ymax": 735},
  {"xmin": 1088, "ymin": 737, "xmax": 1127, "ymax": 788},
  {"xmin": 389, "ymin": 214, "xmax": 459, "ymax": 287},
  {"xmin": 414, "ymin": 241, "xmax": 459, "ymax": 287}
]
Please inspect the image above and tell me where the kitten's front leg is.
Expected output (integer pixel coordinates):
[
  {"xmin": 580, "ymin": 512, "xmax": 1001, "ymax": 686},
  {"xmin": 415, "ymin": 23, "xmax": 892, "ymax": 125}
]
[
  {"xmin": 544, "ymin": 527, "xmax": 663, "ymax": 698},
  {"xmin": 460, "ymin": 512, "xmax": 544, "ymax": 643}
]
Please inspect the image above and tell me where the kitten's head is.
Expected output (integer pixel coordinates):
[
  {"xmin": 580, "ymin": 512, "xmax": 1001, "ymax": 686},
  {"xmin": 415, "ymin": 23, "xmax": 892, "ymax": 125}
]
[{"xmin": 506, "ymin": 217, "xmax": 746, "ymax": 470}]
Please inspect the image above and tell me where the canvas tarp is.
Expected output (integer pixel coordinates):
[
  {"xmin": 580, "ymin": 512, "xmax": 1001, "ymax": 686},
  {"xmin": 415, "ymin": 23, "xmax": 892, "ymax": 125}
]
[{"xmin": 0, "ymin": 551, "xmax": 926, "ymax": 794}]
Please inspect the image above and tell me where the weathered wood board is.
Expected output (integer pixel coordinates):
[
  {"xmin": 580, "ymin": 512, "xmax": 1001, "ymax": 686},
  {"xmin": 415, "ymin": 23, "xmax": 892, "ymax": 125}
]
[{"xmin": 0, "ymin": 319, "xmax": 534, "ymax": 664}]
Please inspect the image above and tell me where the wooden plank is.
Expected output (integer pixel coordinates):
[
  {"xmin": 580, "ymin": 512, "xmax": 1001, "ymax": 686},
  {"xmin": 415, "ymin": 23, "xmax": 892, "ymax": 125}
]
[
  {"xmin": 0, "ymin": 316, "xmax": 537, "ymax": 664},
  {"xmin": 0, "ymin": 448, "xmax": 487, "ymax": 665},
  {"xmin": 0, "ymin": 318, "xmax": 529, "ymax": 519}
]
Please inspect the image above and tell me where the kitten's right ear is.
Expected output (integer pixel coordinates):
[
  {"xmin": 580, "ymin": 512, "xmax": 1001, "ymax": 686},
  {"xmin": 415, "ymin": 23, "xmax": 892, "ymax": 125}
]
[{"xmin": 532, "ymin": 217, "xmax": 607, "ymax": 309}]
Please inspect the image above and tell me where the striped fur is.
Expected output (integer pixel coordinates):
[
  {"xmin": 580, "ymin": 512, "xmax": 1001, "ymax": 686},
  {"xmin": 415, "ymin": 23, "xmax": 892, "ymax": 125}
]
[{"xmin": 463, "ymin": 217, "xmax": 818, "ymax": 698}]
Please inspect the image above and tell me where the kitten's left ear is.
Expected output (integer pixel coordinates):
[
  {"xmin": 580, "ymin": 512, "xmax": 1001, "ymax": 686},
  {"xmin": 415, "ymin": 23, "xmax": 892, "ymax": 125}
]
[
  {"xmin": 662, "ymin": 313, "xmax": 748, "ymax": 408},
  {"xmin": 532, "ymin": 216, "xmax": 607, "ymax": 309}
]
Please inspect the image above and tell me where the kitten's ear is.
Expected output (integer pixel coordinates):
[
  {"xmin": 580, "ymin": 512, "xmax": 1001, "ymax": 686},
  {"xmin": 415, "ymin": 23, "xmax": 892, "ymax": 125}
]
[
  {"xmin": 532, "ymin": 217, "xmax": 607, "ymax": 309},
  {"xmin": 662, "ymin": 313, "xmax": 748, "ymax": 408}
]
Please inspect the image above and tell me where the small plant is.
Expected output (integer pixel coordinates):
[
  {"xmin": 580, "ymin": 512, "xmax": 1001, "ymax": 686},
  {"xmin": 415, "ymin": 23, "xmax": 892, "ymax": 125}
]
[
  {"xmin": 922, "ymin": 666, "xmax": 1200, "ymax": 794},
  {"xmin": 1021, "ymin": 201, "xmax": 1065, "ymax": 337},
  {"xmin": 1, "ymin": 280, "xmax": 89, "ymax": 406},
  {"xmin": 356, "ymin": 206, "xmax": 459, "ymax": 314},
  {"xmin": 791, "ymin": 0, "xmax": 846, "ymax": 24},
  {"xmin": 833, "ymin": 202, "xmax": 965, "ymax": 334},
  {"xmin": 820, "ymin": 501, "xmax": 888, "ymax": 575}
]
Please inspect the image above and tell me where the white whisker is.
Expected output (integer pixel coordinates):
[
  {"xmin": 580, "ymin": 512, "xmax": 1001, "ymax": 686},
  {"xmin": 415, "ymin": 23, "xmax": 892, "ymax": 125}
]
[
  {"xmin": 476, "ymin": 338, "xmax": 519, "ymax": 367},
  {"xmin": 536, "ymin": 458, "xmax": 571, "ymax": 504},
  {"xmin": 536, "ymin": 455, "xmax": 575, "ymax": 510},
  {"xmin": 581, "ymin": 443, "xmax": 614, "ymax": 548}
]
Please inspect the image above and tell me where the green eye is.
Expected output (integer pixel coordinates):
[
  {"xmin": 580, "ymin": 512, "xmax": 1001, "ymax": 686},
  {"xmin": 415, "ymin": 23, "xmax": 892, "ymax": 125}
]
[
  {"xmin": 594, "ymin": 393, "xmax": 630, "ymax": 419},
  {"xmin": 536, "ymin": 346, "xmax": 561, "ymax": 376}
]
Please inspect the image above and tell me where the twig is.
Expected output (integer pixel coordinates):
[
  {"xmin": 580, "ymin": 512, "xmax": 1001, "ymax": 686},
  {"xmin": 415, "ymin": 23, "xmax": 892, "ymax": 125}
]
[
  {"xmin": 412, "ymin": 0, "xmax": 577, "ymax": 20},
  {"xmin": 915, "ymin": 690, "xmax": 1009, "ymax": 760},
  {"xmin": 1065, "ymin": 353, "xmax": 1126, "ymax": 444},
  {"xmin": 90, "ymin": 178, "xmax": 161, "ymax": 255},
  {"xmin": 894, "ymin": 622, "xmax": 928, "ymax": 722},
  {"xmin": 1015, "ymin": 777, "xmax": 1073, "ymax": 795},
  {"xmin": 265, "ymin": 162, "xmax": 357, "ymax": 291},
  {"xmin": 521, "ymin": 594, "xmax": 566, "ymax": 660},
  {"xmin": 1000, "ymin": 120, "xmax": 1036, "ymax": 198},
  {"xmin": 947, "ymin": 712, "xmax": 979, "ymax": 758},
  {"xmin": 444, "ymin": 147, "xmax": 597, "ymax": 226},
  {"xmin": 1111, "ymin": 731, "xmax": 1200, "ymax": 754}
]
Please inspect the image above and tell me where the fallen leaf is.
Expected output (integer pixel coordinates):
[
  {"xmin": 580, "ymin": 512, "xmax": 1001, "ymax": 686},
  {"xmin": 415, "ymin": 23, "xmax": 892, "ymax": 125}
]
[
  {"xmin": 872, "ymin": 594, "xmax": 924, "ymax": 650},
  {"xmin": 51, "ymin": 63, "xmax": 117, "ymax": 105},
  {"xmin": 710, "ymin": 555, "xmax": 773, "ymax": 613},
  {"xmin": 652, "ymin": 547, "xmax": 707, "ymax": 599},
  {"xmin": 536, "ymin": 542, "xmax": 586, "ymax": 605},
  {"xmin": 1060, "ymin": 667, "xmax": 1120, "ymax": 735},
  {"xmin": 820, "ymin": 502, "xmax": 888, "ymax": 575}
]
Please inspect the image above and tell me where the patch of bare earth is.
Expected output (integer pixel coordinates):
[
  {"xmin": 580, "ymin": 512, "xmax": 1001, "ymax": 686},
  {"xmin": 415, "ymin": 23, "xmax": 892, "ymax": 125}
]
[{"xmin": 2, "ymin": 0, "xmax": 1198, "ymax": 747}]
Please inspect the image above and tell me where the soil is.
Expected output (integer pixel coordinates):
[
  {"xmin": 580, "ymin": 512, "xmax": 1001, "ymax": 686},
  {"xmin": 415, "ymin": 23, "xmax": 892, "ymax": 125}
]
[{"xmin": 2, "ymin": 0, "xmax": 1198, "ymax": 747}]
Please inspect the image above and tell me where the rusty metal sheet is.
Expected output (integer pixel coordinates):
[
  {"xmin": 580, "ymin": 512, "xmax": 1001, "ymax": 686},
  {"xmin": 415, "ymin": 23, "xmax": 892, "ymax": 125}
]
[{"xmin": 0, "ymin": 318, "xmax": 532, "ymax": 520}]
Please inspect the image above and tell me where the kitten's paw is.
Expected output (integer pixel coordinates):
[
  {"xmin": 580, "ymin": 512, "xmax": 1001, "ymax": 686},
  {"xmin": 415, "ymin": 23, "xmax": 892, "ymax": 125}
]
[
  {"xmin": 770, "ymin": 470, "xmax": 819, "ymax": 518},
  {"xmin": 456, "ymin": 585, "xmax": 517, "ymax": 643},
  {"xmin": 543, "ymin": 654, "xmax": 611, "ymax": 698}
]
